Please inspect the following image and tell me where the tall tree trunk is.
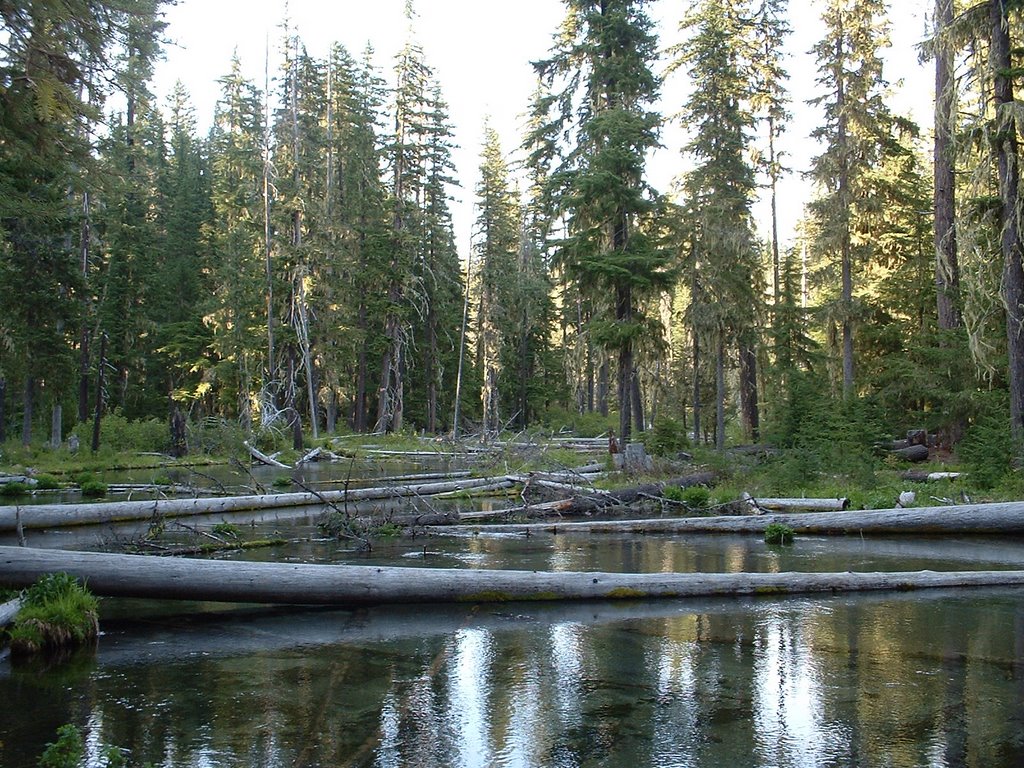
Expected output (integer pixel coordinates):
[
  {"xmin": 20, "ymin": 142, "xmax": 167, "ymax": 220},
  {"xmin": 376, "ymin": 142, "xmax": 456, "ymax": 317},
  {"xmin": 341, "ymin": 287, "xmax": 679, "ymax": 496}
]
[
  {"xmin": 77, "ymin": 188, "xmax": 92, "ymax": 424},
  {"xmin": 91, "ymin": 335, "xmax": 106, "ymax": 452},
  {"xmin": 739, "ymin": 337, "xmax": 760, "ymax": 442},
  {"xmin": 692, "ymin": 330, "xmax": 701, "ymax": 446},
  {"xmin": 836, "ymin": 32, "xmax": 855, "ymax": 397},
  {"xmin": 21, "ymin": 377, "xmax": 34, "ymax": 448},
  {"xmin": 597, "ymin": 358, "xmax": 609, "ymax": 417},
  {"xmin": 617, "ymin": 283, "xmax": 633, "ymax": 445},
  {"xmin": 630, "ymin": 368, "xmax": 644, "ymax": 434},
  {"xmin": 934, "ymin": 0, "xmax": 961, "ymax": 330},
  {"xmin": 715, "ymin": 331, "xmax": 726, "ymax": 451},
  {"xmin": 0, "ymin": 377, "xmax": 6, "ymax": 443},
  {"xmin": 50, "ymin": 403, "xmax": 62, "ymax": 449},
  {"xmin": 288, "ymin": 347, "xmax": 303, "ymax": 451},
  {"xmin": 991, "ymin": 0, "xmax": 1024, "ymax": 446}
]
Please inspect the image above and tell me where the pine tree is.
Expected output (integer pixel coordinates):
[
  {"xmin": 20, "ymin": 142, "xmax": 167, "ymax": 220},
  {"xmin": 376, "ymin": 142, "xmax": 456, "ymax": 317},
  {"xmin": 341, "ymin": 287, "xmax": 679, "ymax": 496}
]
[
  {"xmin": 807, "ymin": 0, "xmax": 907, "ymax": 397},
  {"xmin": 207, "ymin": 55, "xmax": 267, "ymax": 425},
  {"xmin": 676, "ymin": 0, "xmax": 762, "ymax": 447},
  {"xmin": 534, "ymin": 0, "xmax": 671, "ymax": 444},
  {"xmin": 473, "ymin": 124, "xmax": 520, "ymax": 436}
]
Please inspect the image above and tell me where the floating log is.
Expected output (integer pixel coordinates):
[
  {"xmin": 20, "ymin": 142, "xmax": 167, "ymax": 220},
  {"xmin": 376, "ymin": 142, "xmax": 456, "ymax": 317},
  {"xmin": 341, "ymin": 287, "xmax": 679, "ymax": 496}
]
[
  {"xmin": 2, "ymin": 546, "xmax": 1024, "ymax": 606},
  {"xmin": 0, "ymin": 476, "xmax": 511, "ymax": 532},
  {"xmin": 433, "ymin": 500, "xmax": 1024, "ymax": 537},
  {"xmin": 243, "ymin": 441, "xmax": 292, "ymax": 469}
]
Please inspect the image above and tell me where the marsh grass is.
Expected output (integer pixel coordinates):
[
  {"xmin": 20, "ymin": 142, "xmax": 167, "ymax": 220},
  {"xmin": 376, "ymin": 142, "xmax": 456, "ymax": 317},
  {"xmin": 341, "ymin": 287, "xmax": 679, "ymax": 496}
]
[{"xmin": 8, "ymin": 573, "xmax": 99, "ymax": 657}]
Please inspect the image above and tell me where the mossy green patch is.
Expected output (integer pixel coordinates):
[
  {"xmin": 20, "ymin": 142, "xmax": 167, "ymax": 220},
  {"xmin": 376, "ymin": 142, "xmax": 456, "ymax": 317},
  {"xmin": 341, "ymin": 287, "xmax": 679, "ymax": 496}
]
[{"xmin": 606, "ymin": 587, "xmax": 646, "ymax": 599}]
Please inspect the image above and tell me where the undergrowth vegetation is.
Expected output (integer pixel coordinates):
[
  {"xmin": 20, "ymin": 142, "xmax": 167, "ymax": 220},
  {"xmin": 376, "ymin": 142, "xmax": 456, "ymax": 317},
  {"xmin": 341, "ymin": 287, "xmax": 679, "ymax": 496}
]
[{"xmin": 7, "ymin": 573, "xmax": 99, "ymax": 657}]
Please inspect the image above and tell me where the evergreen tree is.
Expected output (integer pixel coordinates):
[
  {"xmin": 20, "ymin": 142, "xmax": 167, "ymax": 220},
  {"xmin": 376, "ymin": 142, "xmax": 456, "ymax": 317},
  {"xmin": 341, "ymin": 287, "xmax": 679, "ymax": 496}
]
[
  {"xmin": 473, "ymin": 124, "xmax": 520, "ymax": 436},
  {"xmin": 807, "ymin": 0, "xmax": 907, "ymax": 397},
  {"xmin": 207, "ymin": 56, "xmax": 267, "ymax": 425},
  {"xmin": 534, "ymin": 0, "xmax": 671, "ymax": 444},
  {"xmin": 676, "ymin": 0, "xmax": 762, "ymax": 447}
]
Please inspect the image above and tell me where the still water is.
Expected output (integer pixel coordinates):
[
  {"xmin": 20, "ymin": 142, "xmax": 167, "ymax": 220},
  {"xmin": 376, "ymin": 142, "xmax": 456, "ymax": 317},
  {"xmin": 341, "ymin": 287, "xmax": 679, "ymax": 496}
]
[{"xmin": 2, "ymin": 527, "xmax": 1024, "ymax": 767}]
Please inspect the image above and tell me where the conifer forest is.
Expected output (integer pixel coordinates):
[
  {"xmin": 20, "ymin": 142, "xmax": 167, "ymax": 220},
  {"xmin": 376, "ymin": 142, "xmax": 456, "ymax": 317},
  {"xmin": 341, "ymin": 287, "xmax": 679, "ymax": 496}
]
[{"xmin": 2, "ymin": 0, "xmax": 1024, "ymax": 482}]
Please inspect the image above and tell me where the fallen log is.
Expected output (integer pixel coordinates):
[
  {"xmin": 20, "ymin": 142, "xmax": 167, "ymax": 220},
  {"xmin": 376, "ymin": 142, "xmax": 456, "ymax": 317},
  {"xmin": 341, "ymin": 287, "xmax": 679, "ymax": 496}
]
[
  {"xmin": 902, "ymin": 471, "xmax": 962, "ymax": 483},
  {"xmin": 2, "ymin": 546, "xmax": 1023, "ymax": 606},
  {"xmin": 892, "ymin": 444, "xmax": 929, "ymax": 463},
  {"xmin": 432, "ymin": 500, "xmax": 1024, "ymax": 537},
  {"xmin": 743, "ymin": 495, "xmax": 850, "ymax": 513},
  {"xmin": 0, "ymin": 597, "xmax": 20, "ymax": 627},
  {"xmin": 243, "ymin": 441, "xmax": 291, "ymax": 469},
  {"xmin": 0, "ymin": 476, "xmax": 512, "ymax": 532},
  {"xmin": 552, "ymin": 472, "xmax": 718, "ymax": 515}
]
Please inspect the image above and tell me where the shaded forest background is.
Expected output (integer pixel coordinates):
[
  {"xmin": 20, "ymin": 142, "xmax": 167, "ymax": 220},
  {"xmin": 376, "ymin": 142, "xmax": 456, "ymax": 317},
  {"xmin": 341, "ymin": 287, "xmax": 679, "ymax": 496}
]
[{"xmin": 2, "ymin": 0, "xmax": 1023, "ymax": 485}]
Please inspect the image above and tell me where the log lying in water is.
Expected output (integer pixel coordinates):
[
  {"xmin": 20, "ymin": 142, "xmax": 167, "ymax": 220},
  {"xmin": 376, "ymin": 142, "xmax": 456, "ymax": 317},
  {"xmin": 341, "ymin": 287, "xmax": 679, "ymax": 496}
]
[
  {"xmin": 0, "ymin": 476, "xmax": 509, "ymax": 532},
  {"xmin": 1, "ymin": 546, "xmax": 1023, "ymax": 606},
  {"xmin": 435, "ymin": 501, "xmax": 1024, "ymax": 537}
]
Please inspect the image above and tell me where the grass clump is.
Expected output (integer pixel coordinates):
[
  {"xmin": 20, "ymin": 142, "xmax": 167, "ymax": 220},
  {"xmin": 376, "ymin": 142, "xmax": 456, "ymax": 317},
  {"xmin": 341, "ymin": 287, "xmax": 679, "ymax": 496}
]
[
  {"xmin": 79, "ymin": 480, "xmax": 108, "ymax": 497},
  {"xmin": 33, "ymin": 474, "xmax": 61, "ymax": 490},
  {"xmin": 8, "ymin": 573, "xmax": 99, "ymax": 657},
  {"xmin": 764, "ymin": 523, "xmax": 795, "ymax": 545},
  {"xmin": 271, "ymin": 475, "xmax": 293, "ymax": 489},
  {"xmin": 0, "ymin": 481, "xmax": 30, "ymax": 497},
  {"xmin": 663, "ymin": 484, "xmax": 710, "ymax": 509}
]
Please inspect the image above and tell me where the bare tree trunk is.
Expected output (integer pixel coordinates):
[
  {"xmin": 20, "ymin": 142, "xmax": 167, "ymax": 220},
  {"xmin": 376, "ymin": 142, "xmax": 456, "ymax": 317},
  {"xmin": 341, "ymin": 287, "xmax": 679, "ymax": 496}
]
[
  {"xmin": 739, "ymin": 337, "xmax": 760, "ymax": 442},
  {"xmin": 20, "ymin": 377, "xmax": 34, "ymax": 448},
  {"xmin": 617, "ymin": 284, "xmax": 633, "ymax": 445},
  {"xmin": 91, "ymin": 334, "xmax": 106, "ymax": 452},
  {"xmin": 715, "ymin": 331, "xmax": 726, "ymax": 451},
  {"xmin": 0, "ymin": 377, "xmax": 6, "ymax": 443},
  {"xmin": 692, "ymin": 329, "xmax": 701, "ymax": 445},
  {"xmin": 991, "ymin": 0, "xmax": 1024, "ymax": 446},
  {"xmin": 934, "ymin": 0, "xmax": 961, "ymax": 330},
  {"xmin": 597, "ymin": 358, "xmax": 609, "ymax": 417},
  {"xmin": 630, "ymin": 368, "xmax": 644, "ymax": 434},
  {"xmin": 50, "ymin": 403, "xmax": 62, "ymax": 449},
  {"xmin": 836, "ymin": 31, "xmax": 855, "ymax": 396}
]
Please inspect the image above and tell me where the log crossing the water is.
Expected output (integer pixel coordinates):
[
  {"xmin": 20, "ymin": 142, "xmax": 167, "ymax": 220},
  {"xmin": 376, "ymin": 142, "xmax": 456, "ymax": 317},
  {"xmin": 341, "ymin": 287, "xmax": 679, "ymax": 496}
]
[
  {"xmin": 0, "ymin": 476, "xmax": 510, "ymax": 532},
  {"xmin": 0, "ymin": 546, "xmax": 1023, "ymax": 606},
  {"xmin": 434, "ymin": 501, "xmax": 1024, "ymax": 537}
]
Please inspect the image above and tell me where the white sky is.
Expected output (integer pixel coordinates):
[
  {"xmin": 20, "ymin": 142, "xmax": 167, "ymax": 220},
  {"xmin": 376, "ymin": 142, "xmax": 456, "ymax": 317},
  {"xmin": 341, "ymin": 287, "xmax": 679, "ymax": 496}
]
[{"xmin": 151, "ymin": 0, "xmax": 934, "ymax": 261}]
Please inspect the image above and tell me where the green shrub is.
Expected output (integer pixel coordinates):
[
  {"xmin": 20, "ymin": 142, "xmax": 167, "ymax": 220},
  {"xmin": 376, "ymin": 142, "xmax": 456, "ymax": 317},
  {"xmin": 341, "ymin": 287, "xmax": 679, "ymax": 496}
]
[
  {"xmin": 272, "ymin": 476, "xmax": 292, "ymax": 489},
  {"xmin": 33, "ymin": 474, "xmax": 61, "ymax": 490},
  {"xmin": 664, "ymin": 484, "xmax": 710, "ymax": 508},
  {"xmin": 644, "ymin": 415, "xmax": 690, "ymax": 456},
  {"xmin": 212, "ymin": 522, "xmax": 240, "ymax": 538},
  {"xmin": 764, "ymin": 523, "xmax": 795, "ymax": 545},
  {"xmin": 38, "ymin": 724, "xmax": 84, "ymax": 768},
  {"xmin": 80, "ymin": 480, "xmax": 108, "ymax": 497},
  {"xmin": 0, "ymin": 482, "xmax": 29, "ymax": 497},
  {"xmin": 9, "ymin": 573, "xmax": 99, "ymax": 656},
  {"xmin": 71, "ymin": 411, "xmax": 168, "ymax": 453},
  {"xmin": 958, "ymin": 393, "xmax": 1015, "ymax": 490}
]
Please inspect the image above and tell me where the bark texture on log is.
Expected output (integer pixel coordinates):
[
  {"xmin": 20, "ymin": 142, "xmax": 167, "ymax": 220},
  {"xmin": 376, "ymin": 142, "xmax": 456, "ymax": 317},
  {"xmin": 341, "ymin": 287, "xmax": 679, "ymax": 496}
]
[
  {"xmin": 1, "ymin": 546, "xmax": 1023, "ymax": 606},
  {"xmin": 438, "ymin": 501, "xmax": 1024, "ymax": 537}
]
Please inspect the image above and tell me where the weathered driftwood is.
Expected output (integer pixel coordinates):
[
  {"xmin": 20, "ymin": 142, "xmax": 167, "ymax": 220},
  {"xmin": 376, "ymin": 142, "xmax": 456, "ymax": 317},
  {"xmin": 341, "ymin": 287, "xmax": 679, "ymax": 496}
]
[
  {"xmin": 743, "ymin": 494, "xmax": 850, "ymax": 513},
  {"xmin": 0, "ymin": 476, "xmax": 511, "ymax": 532},
  {"xmin": 243, "ymin": 441, "xmax": 292, "ymax": 469},
  {"xmin": 0, "ymin": 475, "xmax": 37, "ymax": 486},
  {"xmin": 2, "ymin": 546, "xmax": 1023, "ymax": 606},
  {"xmin": 0, "ymin": 597, "xmax": 21, "ymax": 626},
  {"xmin": 433, "ymin": 501, "xmax": 1024, "ymax": 537},
  {"xmin": 902, "ymin": 471, "xmax": 962, "ymax": 482}
]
